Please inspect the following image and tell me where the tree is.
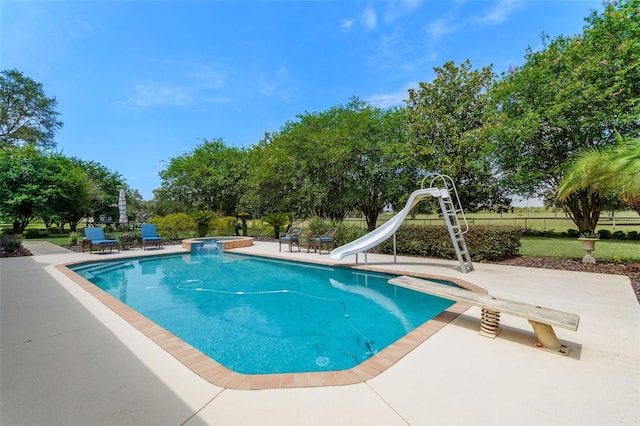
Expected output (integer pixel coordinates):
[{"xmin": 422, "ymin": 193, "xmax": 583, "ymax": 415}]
[
  {"xmin": 154, "ymin": 139, "xmax": 248, "ymax": 216},
  {"xmin": 0, "ymin": 69, "xmax": 63, "ymax": 149},
  {"xmin": 557, "ymin": 135, "xmax": 640, "ymax": 215},
  {"xmin": 488, "ymin": 0, "xmax": 640, "ymax": 231},
  {"xmin": 405, "ymin": 60, "xmax": 511, "ymax": 211},
  {"xmin": 0, "ymin": 146, "xmax": 126, "ymax": 234},
  {"xmin": 76, "ymin": 159, "xmax": 126, "ymax": 226},
  {"xmin": 0, "ymin": 145, "xmax": 57, "ymax": 234},
  {"xmin": 243, "ymin": 98, "xmax": 419, "ymax": 230},
  {"xmin": 39, "ymin": 154, "xmax": 93, "ymax": 232},
  {"xmin": 343, "ymin": 101, "xmax": 420, "ymax": 230}
]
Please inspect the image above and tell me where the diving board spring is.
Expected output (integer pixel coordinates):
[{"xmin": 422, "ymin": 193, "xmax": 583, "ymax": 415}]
[{"xmin": 480, "ymin": 308, "xmax": 501, "ymax": 337}]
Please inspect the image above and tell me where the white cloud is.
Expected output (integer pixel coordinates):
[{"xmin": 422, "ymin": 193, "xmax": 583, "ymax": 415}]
[
  {"xmin": 127, "ymin": 82, "xmax": 193, "ymax": 108},
  {"xmin": 366, "ymin": 82, "xmax": 419, "ymax": 108},
  {"xmin": 123, "ymin": 65, "xmax": 229, "ymax": 109},
  {"xmin": 473, "ymin": 0, "xmax": 524, "ymax": 26},
  {"xmin": 183, "ymin": 70, "xmax": 225, "ymax": 89},
  {"xmin": 425, "ymin": 0, "xmax": 523, "ymax": 41},
  {"xmin": 384, "ymin": 0, "xmax": 422, "ymax": 22},
  {"xmin": 258, "ymin": 67, "xmax": 291, "ymax": 100},
  {"xmin": 341, "ymin": 19, "xmax": 355, "ymax": 31},
  {"xmin": 342, "ymin": 5, "xmax": 378, "ymax": 32},
  {"xmin": 426, "ymin": 18, "xmax": 461, "ymax": 40},
  {"xmin": 360, "ymin": 6, "xmax": 378, "ymax": 31}
]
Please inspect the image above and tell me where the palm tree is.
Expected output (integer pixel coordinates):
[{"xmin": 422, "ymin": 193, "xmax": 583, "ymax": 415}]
[
  {"xmin": 261, "ymin": 212, "xmax": 290, "ymax": 239},
  {"xmin": 557, "ymin": 135, "xmax": 640, "ymax": 215}
]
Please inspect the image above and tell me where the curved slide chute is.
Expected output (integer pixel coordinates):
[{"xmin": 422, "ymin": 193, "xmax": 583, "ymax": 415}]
[{"xmin": 329, "ymin": 188, "xmax": 445, "ymax": 261}]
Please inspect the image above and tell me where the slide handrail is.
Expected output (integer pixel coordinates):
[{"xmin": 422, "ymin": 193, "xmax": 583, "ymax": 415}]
[{"xmin": 421, "ymin": 173, "xmax": 469, "ymax": 234}]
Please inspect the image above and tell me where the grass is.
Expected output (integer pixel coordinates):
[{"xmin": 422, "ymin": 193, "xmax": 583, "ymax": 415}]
[
  {"xmin": 520, "ymin": 237, "xmax": 640, "ymax": 262},
  {"xmin": 344, "ymin": 209, "xmax": 640, "ymax": 234}
]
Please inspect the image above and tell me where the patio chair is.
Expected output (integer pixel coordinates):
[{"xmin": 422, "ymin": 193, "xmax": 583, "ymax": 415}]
[
  {"xmin": 309, "ymin": 227, "xmax": 337, "ymax": 254},
  {"xmin": 140, "ymin": 223, "xmax": 163, "ymax": 250},
  {"xmin": 83, "ymin": 227, "xmax": 119, "ymax": 253},
  {"xmin": 279, "ymin": 227, "xmax": 303, "ymax": 252}
]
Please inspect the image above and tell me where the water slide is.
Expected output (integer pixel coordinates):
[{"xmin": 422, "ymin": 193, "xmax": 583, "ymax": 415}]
[{"xmin": 329, "ymin": 187, "xmax": 446, "ymax": 261}]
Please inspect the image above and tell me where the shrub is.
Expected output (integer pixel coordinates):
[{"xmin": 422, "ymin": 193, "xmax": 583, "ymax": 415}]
[
  {"xmin": 0, "ymin": 234, "xmax": 23, "ymax": 253},
  {"xmin": 522, "ymin": 227, "xmax": 544, "ymax": 237},
  {"xmin": 305, "ymin": 217, "xmax": 332, "ymax": 237},
  {"xmin": 378, "ymin": 225, "xmax": 522, "ymax": 261},
  {"xmin": 212, "ymin": 216, "xmax": 238, "ymax": 236},
  {"xmin": 627, "ymin": 231, "xmax": 639, "ymax": 241},
  {"xmin": 68, "ymin": 232, "xmax": 80, "ymax": 246},
  {"xmin": 612, "ymin": 255, "xmax": 632, "ymax": 265},
  {"xmin": 566, "ymin": 229, "xmax": 580, "ymax": 238},
  {"xmin": 152, "ymin": 213, "xmax": 194, "ymax": 240},
  {"xmin": 611, "ymin": 230, "xmax": 626, "ymax": 240},
  {"xmin": 597, "ymin": 229, "xmax": 612, "ymax": 240},
  {"xmin": 23, "ymin": 228, "xmax": 47, "ymax": 239},
  {"xmin": 247, "ymin": 221, "xmax": 272, "ymax": 238},
  {"xmin": 334, "ymin": 222, "xmax": 367, "ymax": 247}
]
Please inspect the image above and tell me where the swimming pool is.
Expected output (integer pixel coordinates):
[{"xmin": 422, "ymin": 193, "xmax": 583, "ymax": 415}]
[{"xmin": 70, "ymin": 252, "xmax": 456, "ymax": 375}]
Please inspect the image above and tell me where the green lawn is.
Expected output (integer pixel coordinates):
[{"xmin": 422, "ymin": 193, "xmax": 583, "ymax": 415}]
[
  {"xmin": 519, "ymin": 237, "xmax": 640, "ymax": 262},
  {"xmin": 346, "ymin": 209, "xmax": 640, "ymax": 234}
]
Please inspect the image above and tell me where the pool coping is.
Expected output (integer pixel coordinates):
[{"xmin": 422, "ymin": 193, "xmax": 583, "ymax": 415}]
[
  {"xmin": 56, "ymin": 253, "xmax": 486, "ymax": 390},
  {"xmin": 181, "ymin": 236, "xmax": 254, "ymax": 251}
]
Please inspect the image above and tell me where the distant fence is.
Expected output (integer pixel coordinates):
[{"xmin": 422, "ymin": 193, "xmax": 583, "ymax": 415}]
[{"xmin": 344, "ymin": 216, "xmax": 640, "ymax": 230}]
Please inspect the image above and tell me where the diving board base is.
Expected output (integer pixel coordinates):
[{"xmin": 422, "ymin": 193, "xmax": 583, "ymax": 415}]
[
  {"xmin": 479, "ymin": 308, "xmax": 501, "ymax": 338},
  {"xmin": 529, "ymin": 320, "xmax": 570, "ymax": 355}
]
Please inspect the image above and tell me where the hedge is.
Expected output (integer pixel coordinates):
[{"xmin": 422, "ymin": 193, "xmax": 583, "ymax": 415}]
[{"xmin": 378, "ymin": 225, "xmax": 522, "ymax": 261}]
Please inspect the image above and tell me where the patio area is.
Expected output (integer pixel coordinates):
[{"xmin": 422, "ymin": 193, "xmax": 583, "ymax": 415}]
[{"xmin": 1, "ymin": 240, "xmax": 638, "ymax": 425}]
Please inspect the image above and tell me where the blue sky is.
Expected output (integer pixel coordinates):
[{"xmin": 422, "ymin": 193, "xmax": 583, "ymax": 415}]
[{"xmin": 2, "ymin": 0, "xmax": 602, "ymax": 201}]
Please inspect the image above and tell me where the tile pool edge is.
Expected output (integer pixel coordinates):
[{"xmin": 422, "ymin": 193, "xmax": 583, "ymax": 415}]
[{"xmin": 56, "ymin": 257, "xmax": 485, "ymax": 390}]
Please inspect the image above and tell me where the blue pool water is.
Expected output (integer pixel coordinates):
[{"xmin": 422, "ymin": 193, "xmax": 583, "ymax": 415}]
[{"xmin": 70, "ymin": 252, "xmax": 455, "ymax": 374}]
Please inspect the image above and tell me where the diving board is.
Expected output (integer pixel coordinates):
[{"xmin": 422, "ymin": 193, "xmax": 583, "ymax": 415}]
[{"xmin": 389, "ymin": 275, "xmax": 580, "ymax": 355}]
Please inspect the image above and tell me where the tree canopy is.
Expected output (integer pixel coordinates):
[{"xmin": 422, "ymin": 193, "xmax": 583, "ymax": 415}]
[
  {"xmin": 487, "ymin": 0, "xmax": 640, "ymax": 230},
  {"xmin": 243, "ymin": 97, "xmax": 419, "ymax": 230},
  {"xmin": 0, "ymin": 145, "xmax": 126, "ymax": 234},
  {"xmin": 405, "ymin": 60, "xmax": 510, "ymax": 211},
  {"xmin": 0, "ymin": 69, "xmax": 63, "ymax": 150},
  {"xmin": 154, "ymin": 138, "xmax": 248, "ymax": 216}
]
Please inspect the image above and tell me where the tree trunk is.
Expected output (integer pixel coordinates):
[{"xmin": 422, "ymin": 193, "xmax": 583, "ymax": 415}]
[
  {"xmin": 13, "ymin": 217, "xmax": 29, "ymax": 235},
  {"xmin": 364, "ymin": 210, "xmax": 380, "ymax": 232},
  {"xmin": 562, "ymin": 190, "xmax": 602, "ymax": 232}
]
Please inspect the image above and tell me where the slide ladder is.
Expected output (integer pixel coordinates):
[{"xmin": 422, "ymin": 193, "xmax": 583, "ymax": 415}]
[{"xmin": 424, "ymin": 174, "xmax": 474, "ymax": 273}]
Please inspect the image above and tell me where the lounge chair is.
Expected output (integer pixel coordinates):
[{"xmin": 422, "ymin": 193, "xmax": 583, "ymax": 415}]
[
  {"xmin": 83, "ymin": 227, "xmax": 119, "ymax": 253},
  {"xmin": 140, "ymin": 224, "xmax": 163, "ymax": 250},
  {"xmin": 309, "ymin": 227, "xmax": 337, "ymax": 254},
  {"xmin": 279, "ymin": 227, "xmax": 302, "ymax": 252}
]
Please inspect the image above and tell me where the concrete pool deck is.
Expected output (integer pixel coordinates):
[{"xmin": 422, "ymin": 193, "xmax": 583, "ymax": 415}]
[{"xmin": 1, "ymin": 240, "xmax": 638, "ymax": 425}]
